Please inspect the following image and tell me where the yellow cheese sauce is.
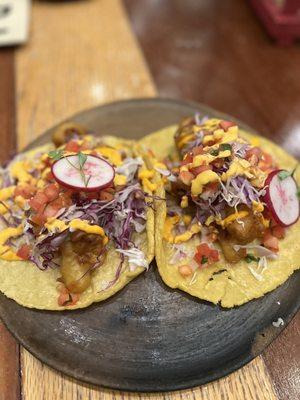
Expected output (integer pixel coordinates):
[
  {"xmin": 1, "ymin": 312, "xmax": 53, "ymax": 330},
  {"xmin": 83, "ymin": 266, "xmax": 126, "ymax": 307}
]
[
  {"xmin": 191, "ymin": 170, "xmax": 220, "ymax": 195},
  {"xmin": 163, "ymin": 215, "xmax": 201, "ymax": 244},
  {"xmin": 221, "ymin": 159, "xmax": 253, "ymax": 182},
  {"xmin": 114, "ymin": 174, "xmax": 127, "ymax": 186},
  {"xmin": 45, "ymin": 218, "xmax": 108, "ymax": 244},
  {"xmin": 0, "ymin": 186, "xmax": 16, "ymax": 201},
  {"xmin": 217, "ymin": 211, "xmax": 249, "ymax": 227},
  {"xmin": 95, "ymin": 147, "xmax": 122, "ymax": 166},
  {"xmin": 0, "ymin": 226, "xmax": 23, "ymax": 261},
  {"xmin": 10, "ymin": 161, "xmax": 34, "ymax": 184},
  {"xmin": 45, "ymin": 218, "xmax": 68, "ymax": 233},
  {"xmin": 180, "ymin": 195, "xmax": 188, "ymax": 208},
  {"xmin": 69, "ymin": 219, "xmax": 108, "ymax": 244}
]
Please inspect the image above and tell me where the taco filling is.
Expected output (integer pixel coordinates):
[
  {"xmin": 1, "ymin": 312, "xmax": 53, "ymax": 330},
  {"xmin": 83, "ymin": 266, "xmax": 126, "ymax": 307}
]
[
  {"xmin": 148, "ymin": 116, "xmax": 300, "ymax": 307},
  {"xmin": 0, "ymin": 123, "xmax": 155, "ymax": 309}
]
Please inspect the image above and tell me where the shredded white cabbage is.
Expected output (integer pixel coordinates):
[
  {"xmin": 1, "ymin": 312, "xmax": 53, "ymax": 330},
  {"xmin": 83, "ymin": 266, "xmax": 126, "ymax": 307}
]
[
  {"xmin": 154, "ymin": 166, "xmax": 177, "ymax": 182},
  {"xmin": 116, "ymin": 157, "xmax": 143, "ymax": 181},
  {"xmin": 233, "ymin": 244, "xmax": 278, "ymax": 259},
  {"xmin": 116, "ymin": 248, "xmax": 148, "ymax": 271},
  {"xmin": 248, "ymin": 265, "xmax": 263, "ymax": 281}
]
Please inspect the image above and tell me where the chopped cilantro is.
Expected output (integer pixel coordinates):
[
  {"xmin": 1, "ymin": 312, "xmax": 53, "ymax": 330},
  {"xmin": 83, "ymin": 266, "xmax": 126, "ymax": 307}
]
[
  {"xmin": 48, "ymin": 149, "xmax": 64, "ymax": 160},
  {"xmin": 78, "ymin": 151, "xmax": 87, "ymax": 168},
  {"xmin": 278, "ymin": 165, "xmax": 299, "ymax": 181},
  {"xmin": 210, "ymin": 149, "xmax": 219, "ymax": 156},
  {"xmin": 201, "ymin": 256, "xmax": 208, "ymax": 264},
  {"xmin": 278, "ymin": 170, "xmax": 292, "ymax": 181},
  {"xmin": 220, "ymin": 143, "xmax": 232, "ymax": 152},
  {"xmin": 245, "ymin": 253, "xmax": 260, "ymax": 263}
]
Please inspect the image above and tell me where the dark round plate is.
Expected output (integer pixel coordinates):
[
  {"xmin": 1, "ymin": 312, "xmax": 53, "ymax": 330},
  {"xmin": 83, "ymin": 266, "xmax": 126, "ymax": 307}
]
[{"xmin": 0, "ymin": 98, "xmax": 299, "ymax": 392}]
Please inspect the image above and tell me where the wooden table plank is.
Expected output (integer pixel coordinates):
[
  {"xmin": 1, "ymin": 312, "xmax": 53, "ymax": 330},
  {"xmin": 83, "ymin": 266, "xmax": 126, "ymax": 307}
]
[
  {"xmin": 22, "ymin": 350, "xmax": 276, "ymax": 400},
  {"xmin": 16, "ymin": 0, "xmax": 155, "ymax": 149},
  {"xmin": 124, "ymin": 0, "xmax": 300, "ymax": 158},
  {"xmin": 264, "ymin": 312, "xmax": 300, "ymax": 400},
  {"xmin": 0, "ymin": 48, "xmax": 20, "ymax": 400},
  {"xmin": 124, "ymin": 1, "xmax": 300, "ymax": 399}
]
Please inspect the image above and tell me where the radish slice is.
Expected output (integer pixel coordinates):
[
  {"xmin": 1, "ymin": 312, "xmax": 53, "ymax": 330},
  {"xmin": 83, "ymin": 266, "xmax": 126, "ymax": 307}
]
[
  {"xmin": 52, "ymin": 154, "xmax": 115, "ymax": 192},
  {"xmin": 263, "ymin": 169, "xmax": 299, "ymax": 227}
]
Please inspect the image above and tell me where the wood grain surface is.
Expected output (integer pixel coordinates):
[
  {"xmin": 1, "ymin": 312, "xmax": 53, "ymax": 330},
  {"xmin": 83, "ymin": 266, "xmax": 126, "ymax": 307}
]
[
  {"xmin": 0, "ymin": 0, "xmax": 297, "ymax": 398},
  {"xmin": 16, "ymin": 0, "xmax": 155, "ymax": 149},
  {"xmin": 22, "ymin": 351, "xmax": 277, "ymax": 400},
  {"xmin": 0, "ymin": 49, "xmax": 20, "ymax": 400},
  {"xmin": 124, "ymin": 0, "xmax": 300, "ymax": 158}
]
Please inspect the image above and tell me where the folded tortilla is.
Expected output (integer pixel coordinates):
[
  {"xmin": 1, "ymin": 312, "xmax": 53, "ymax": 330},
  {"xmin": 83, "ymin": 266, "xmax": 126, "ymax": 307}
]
[
  {"xmin": 141, "ymin": 126, "xmax": 300, "ymax": 307},
  {"xmin": 0, "ymin": 137, "xmax": 154, "ymax": 310}
]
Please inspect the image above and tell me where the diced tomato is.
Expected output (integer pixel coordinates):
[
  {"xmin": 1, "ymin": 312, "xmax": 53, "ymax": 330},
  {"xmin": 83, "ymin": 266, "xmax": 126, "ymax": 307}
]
[
  {"xmin": 46, "ymin": 170, "xmax": 55, "ymax": 181},
  {"xmin": 272, "ymin": 225, "xmax": 285, "ymax": 239},
  {"xmin": 190, "ymin": 164, "xmax": 212, "ymax": 176},
  {"xmin": 246, "ymin": 147, "xmax": 262, "ymax": 160},
  {"xmin": 69, "ymin": 293, "xmax": 80, "ymax": 306},
  {"xmin": 14, "ymin": 184, "xmax": 36, "ymax": 199},
  {"xmin": 57, "ymin": 285, "xmax": 80, "ymax": 307},
  {"xmin": 179, "ymin": 170, "xmax": 194, "ymax": 185},
  {"xmin": 209, "ymin": 249, "xmax": 220, "ymax": 262},
  {"xmin": 194, "ymin": 243, "xmax": 220, "ymax": 266},
  {"xmin": 219, "ymin": 121, "xmax": 236, "ymax": 131},
  {"xmin": 211, "ymin": 159, "xmax": 225, "ymax": 169},
  {"xmin": 60, "ymin": 193, "xmax": 73, "ymax": 208},
  {"xmin": 43, "ymin": 156, "xmax": 52, "ymax": 167},
  {"xmin": 99, "ymin": 190, "xmax": 114, "ymax": 201},
  {"xmin": 43, "ymin": 184, "xmax": 60, "ymax": 202},
  {"xmin": 43, "ymin": 204, "xmax": 59, "ymax": 218},
  {"xmin": 263, "ymin": 230, "xmax": 279, "ymax": 252},
  {"xmin": 207, "ymin": 232, "xmax": 218, "ymax": 242},
  {"xmin": 192, "ymin": 146, "xmax": 204, "ymax": 156},
  {"xmin": 58, "ymin": 289, "xmax": 71, "ymax": 307},
  {"xmin": 30, "ymin": 212, "xmax": 47, "ymax": 226},
  {"xmin": 87, "ymin": 192, "xmax": 99, "ymax": 200},
  {"xmin": 203, "ymin": 181, "xmax": 219, "ymax": 193},
  {"xmin": 16, "ymin": 244, "xmax": 31, "ymax": 260},
  {"xmin": 43, "ymin": 197, "xmax": 64, "ymax": 218},
  {"xmin": 65, "ymin": 140, "xmax": 80, "ymax": 153},
  {"xmin": 29, "ymin": 192, "xmax": 48, "ymax": 212},
  {"xmin": 181, "ymin": 153, "xmax": 193, "ymax": 166},
  {"xmin": 259, "ymin": 151, "xmax": 275, "ymax": 172}
]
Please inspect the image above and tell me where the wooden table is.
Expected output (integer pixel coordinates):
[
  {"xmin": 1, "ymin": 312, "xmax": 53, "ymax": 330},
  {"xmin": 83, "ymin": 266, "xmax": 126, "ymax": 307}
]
[{"xmin": 0, "ymin": 1, "xmax": 299, "ymax": 399}]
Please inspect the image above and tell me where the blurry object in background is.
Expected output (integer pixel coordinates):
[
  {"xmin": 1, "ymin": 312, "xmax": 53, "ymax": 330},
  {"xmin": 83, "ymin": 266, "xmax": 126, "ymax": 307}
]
[
  {"xmin": 250, "ymin": 0, "xmax": 300, "ymax": 45},
  {"xmin": 0, "ymin": 0, "xmax": 30, "ymax": 46}
]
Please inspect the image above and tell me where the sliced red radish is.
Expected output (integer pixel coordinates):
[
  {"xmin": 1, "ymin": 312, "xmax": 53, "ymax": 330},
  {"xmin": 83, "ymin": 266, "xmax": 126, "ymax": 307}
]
[
  {"xmin": 263, "ymin": 169, "xmax": 299, "ymax": 227},
  {"xmin": 52, "ymin": 154, "xmax": 115, "ymax": 192}
]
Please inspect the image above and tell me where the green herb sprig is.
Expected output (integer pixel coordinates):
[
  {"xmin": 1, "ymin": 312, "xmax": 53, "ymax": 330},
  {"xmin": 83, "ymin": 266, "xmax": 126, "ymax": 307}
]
[
  {"xmin": 278, "ymin": 165, "xmax": 298, "ymax": 181},
  {"xmin": 65, "ymin": 152, "xmax": 91, "ymax": 188},
  {"xmin": 201, "ymin": 256, "xmax": 208, "ymax": 265},
  {"xmin": 48, "ymin": 149, "xmax": 64, "ymax": 161},
  {"xmin": 245, "ymin": 253, "xmax": 260, "ymax": 263}
]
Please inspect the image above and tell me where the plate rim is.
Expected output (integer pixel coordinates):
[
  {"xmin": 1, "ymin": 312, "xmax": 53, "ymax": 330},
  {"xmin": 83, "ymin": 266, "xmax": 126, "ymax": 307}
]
[{"xmin": 0, "ymin": 97, "xmax": 299, "ymax": 392}]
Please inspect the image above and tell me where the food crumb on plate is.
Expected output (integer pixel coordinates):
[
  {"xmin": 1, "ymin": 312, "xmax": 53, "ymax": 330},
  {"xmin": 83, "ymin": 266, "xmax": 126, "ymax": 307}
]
[{"xmin": 272, "ymin": 317, "xmax": 284, "ymax": 328}]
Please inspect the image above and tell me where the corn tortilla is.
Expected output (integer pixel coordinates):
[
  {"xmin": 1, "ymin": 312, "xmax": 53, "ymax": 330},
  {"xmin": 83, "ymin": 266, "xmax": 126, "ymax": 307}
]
[{"xmin": 140, "ymin": 126, "xmax": 300, "ymax": 308}]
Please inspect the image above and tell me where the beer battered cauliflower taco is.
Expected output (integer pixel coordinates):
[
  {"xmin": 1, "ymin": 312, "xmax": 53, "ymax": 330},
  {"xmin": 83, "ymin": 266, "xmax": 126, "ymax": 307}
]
[
  {"xmin": 0, "ymin": 123, "xmax": 155, "ymax": 310},
  {"xmin": 141, "ymin": 116, "xmax": 300, "ymax": 307}
]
